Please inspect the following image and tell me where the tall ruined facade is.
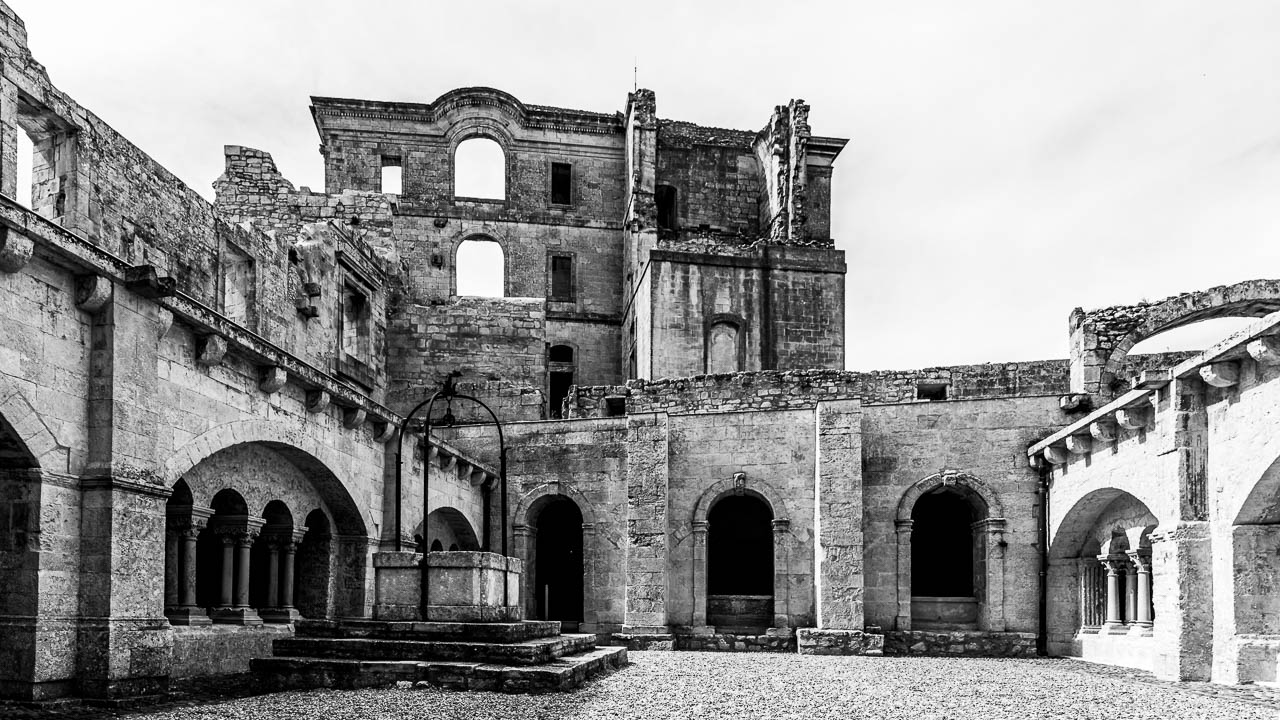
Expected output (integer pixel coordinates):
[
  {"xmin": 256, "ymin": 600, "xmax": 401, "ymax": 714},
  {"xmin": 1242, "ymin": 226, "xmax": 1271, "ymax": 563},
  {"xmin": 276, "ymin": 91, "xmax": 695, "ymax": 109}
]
[{"xmin": 4, "ymin": 3, "xmax": 1280, "ymax": 703}]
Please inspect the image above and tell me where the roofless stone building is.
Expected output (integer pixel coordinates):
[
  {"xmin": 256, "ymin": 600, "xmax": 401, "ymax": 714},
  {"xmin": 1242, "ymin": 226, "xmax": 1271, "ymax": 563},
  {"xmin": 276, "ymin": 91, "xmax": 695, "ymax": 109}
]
[{"xmin": 2, "ymin": 1, "xmax": 1280, "ymax": 702}]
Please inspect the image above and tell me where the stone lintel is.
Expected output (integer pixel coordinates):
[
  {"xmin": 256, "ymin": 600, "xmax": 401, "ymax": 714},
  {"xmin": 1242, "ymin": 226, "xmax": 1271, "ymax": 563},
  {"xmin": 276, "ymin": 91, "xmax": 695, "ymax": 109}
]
[
  {"xmin": 196, "ymin": 335, "xmax": 228, "ymax": 366},
  {"xmin": 259, "ymin": 366, "xmax": 287, "ymax": 393},
  {"xmin": 1198, "ymin": 361, "xmax": 1240, "ymax": 388},
  {"xmin": 1064, "ymin": 434, "xmax": 1092, "ymax": 455},
  {"xmin": 305, "ymin": 389, "xmax": 330, "ymax": 413}
]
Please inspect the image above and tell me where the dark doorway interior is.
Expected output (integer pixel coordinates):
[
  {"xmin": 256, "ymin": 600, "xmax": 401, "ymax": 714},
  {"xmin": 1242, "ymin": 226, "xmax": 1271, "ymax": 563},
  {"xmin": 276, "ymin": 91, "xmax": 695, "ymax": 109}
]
[
  {"xmin": 534, "ymin": 497, "xmax": 584, "ymax": 627},
  {"xmin": 708, "ymin": 494, "xmax": 773, "ymax": 595},
  {"xmin": 911, "ymin": 490, "xmax": 975, "ymax": 596}
]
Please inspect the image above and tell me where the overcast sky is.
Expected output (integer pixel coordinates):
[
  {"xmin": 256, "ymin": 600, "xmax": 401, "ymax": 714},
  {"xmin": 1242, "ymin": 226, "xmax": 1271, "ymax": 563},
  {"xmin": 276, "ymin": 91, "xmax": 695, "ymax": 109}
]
[{"xmin": 13, "ymin": 0, "xmax": 1280, "ymax": 371}]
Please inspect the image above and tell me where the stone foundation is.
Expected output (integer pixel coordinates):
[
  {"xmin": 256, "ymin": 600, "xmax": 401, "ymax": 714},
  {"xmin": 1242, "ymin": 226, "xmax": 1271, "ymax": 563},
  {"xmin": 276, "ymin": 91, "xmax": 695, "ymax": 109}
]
[
  {"xmin": 796, "ymin": 629, "xmax": 885, "ymax": 655},
  {"xmin": 883, "ymin": 630, "xmax": 1037, "ymax": 657},
  {"xmin": 170, "ymin": 624, "xmax": 293, "ymax": 678},
  {"xmin": 676, "ymin": 629, "xmax": 796, "ymax": 652}
]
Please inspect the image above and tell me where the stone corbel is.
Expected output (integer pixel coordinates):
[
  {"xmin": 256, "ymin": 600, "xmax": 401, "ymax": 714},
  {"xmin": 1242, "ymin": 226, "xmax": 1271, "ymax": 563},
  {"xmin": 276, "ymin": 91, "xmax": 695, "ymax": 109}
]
[
  {"xmin": 470, "ymin": 469, "xmax": 487, "ymax": 487},
  {"xmin": 1198, "ymin": 361, "xmax": 1239, "ymax": 388},
  {"xmin": 1115, "ymin": 405, "xmax": 1151, "ymax": 430},
  {"xmin": 1058, "ymin": 393, "xmax": 1091, "ymax": 412},
  {"xmin": 124, "ymin": 265, "xmax": 176, "ymax": 298},
  {"xmin": 1247, "ymin": 336, "xmax": 1280, "ymax": 366},
  {"xmin": 259, "ymin": 366, "xmax": 287, "ymax": 394},
  {"xmin": 74, "ymin": 274, "xmax": 112, "ymax": 313},
  {"xmin": 1065, "ymin": 434, "xmax": 1092, "ymax": 455},
  {"xmin": 1043, "ymin": 445, "xmax": 1069, "ymax": 465},
  {"xmin": 1089, "ymin": 419, "xmax": 1117, "ymax": 442},
  {"xmin": 196, "ymin": 335, "xmax": 228, "ymax": 366},
  {"xmin": 372, "ymin": 422, "xmax": 397, "ymax": 443},
  {"xmin": 343, "ymin": 407, "xmax": 366, "ymax": 429},
  {"xmin": 305, "ymin": 389, "xmax": 330, "ymax": 413},
  {"xmin": 0, "ymin": 226, "xmax": 34, "ymax": 273}
]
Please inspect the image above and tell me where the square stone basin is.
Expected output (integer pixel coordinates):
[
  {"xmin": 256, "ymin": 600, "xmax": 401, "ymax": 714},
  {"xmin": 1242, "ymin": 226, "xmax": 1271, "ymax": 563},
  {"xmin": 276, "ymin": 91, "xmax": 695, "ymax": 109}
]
[{"xmin": 424, "ymin": 551, "xmax": 523, "ymax": 622}]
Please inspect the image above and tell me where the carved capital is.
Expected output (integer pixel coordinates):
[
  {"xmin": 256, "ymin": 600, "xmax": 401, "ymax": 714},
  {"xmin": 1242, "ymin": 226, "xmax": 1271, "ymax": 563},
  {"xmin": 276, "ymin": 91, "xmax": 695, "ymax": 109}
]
[
  {"xmin": 691, "ymin": 520, "xmax": 709, "ymax": 534},
  {"xmin": 305, "ymin": 389, "xmax": 330, "ymax": 413},
  {"xmin": 259, "ymin": 366, "xmax": 287, "ymax": 394},
  {"xmin": 895, "ymin": 519, "xmax": 914, "ymax": 534},
  {"xmin": 1097, "ymin": 553, "xmax": 1129, "ymax": 575},
  {"xmin": 196, "ymin": 335, "xmax": 228, "ymax": 366},
  {"xmin": 771, "ymin": 518, "xmax": 791, "ymax": 533},
  {"xmin": 1126, "ymin": 549, "xmax": 1152, "ymax": 573},
  {"xmin": 0, "ymin": 226, "xmax": 34, "ymax": 273}
]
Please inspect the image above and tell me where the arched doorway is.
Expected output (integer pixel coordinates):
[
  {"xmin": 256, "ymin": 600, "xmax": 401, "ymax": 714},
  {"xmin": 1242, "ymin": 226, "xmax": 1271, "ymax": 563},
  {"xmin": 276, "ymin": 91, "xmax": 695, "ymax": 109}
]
[
  {"xmin": 910, "ymin": 488, "xmax": 980, "ymax": 627},
  {"xmin": 531, "ymin": 496, "xmax": 584, "ymax": 629},
  {"xmin": 707, "ymin": 494, "xmax": 773, "ymax": 631}
]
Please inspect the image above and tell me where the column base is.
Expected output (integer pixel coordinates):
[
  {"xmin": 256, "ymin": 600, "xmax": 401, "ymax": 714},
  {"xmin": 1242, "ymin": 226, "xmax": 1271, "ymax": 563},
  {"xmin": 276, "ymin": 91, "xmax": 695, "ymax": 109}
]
[
  {"xmin": 165, "ymin": 607, "xmax": 212, "ymax": 626},
  {"xmin": 210, "ymin": 607, "xmax": 263, "ymax": 626},
  {"xmin": 1128, "ymin": 623, "xmax": 1154, "ymax": 637},
  {"xmin": 259, "ymin": 608, "xmax": 304, "ymax": 624},
  {"xmin": 1101, "ymin": 622, "xmax": 1129, "ymax": 635}
]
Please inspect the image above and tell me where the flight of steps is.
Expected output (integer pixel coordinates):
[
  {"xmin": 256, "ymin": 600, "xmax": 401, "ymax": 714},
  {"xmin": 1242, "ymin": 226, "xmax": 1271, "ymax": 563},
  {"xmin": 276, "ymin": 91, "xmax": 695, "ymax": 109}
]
[{"xmin": 250, "ymin": 619, "xmax": 628, "ymax": 693}]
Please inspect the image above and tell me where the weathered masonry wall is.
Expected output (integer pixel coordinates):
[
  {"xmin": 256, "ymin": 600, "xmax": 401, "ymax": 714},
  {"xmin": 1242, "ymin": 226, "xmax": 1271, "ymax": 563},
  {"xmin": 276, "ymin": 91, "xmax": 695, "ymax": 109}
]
[{"xmin": 860, "ymin": 396, "xmax": 1063, "ymax": 633}]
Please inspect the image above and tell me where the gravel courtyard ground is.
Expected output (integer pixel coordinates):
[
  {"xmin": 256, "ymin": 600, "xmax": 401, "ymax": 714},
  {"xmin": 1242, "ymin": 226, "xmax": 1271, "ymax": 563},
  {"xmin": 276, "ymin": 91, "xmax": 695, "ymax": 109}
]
[{"xmin": 10, "ymin": 652, "xmax": 1280, "ymax": 719}]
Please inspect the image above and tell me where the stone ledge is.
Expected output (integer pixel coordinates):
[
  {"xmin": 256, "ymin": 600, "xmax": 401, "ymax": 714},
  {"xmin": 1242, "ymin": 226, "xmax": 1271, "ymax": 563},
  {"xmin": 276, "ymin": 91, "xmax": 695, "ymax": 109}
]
[{"xmin": 796, "ymin": 628, "xmax": 884, "ymax": 656}]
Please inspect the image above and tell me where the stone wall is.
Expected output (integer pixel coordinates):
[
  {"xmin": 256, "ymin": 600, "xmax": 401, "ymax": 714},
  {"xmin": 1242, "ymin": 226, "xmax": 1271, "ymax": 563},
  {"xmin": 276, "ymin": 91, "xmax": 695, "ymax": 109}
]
[{"xmin": 883, "ymin": 630, "xmax": 1037, "ymax": 657}]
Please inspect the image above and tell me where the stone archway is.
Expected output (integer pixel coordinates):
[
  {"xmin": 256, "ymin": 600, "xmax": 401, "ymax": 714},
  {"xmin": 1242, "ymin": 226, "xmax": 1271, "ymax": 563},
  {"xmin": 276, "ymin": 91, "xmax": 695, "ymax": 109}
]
[
  {"xmin": 513, "ymin": 482, "xmax": 599, "ymax": 630},
  {"xmin": 690, "ymin": 474, "xmax": 793, "ymax": 630},
  {"xmin": 893, "ymin": 471, "xmax": 1007, "ymax": 632}
]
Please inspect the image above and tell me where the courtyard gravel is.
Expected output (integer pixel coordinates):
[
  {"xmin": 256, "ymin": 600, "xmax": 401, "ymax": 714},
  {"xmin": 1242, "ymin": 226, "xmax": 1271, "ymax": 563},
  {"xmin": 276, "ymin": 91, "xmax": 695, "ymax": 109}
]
[{"xmin": 11, "ymin": 652, "xmax": 1280, "ymax": 719}]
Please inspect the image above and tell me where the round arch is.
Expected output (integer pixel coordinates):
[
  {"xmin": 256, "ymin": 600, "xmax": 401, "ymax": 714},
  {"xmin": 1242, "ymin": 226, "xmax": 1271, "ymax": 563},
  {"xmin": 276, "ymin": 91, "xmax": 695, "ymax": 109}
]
[
  {"xmin": 418, "ymin": 506, "xmax": 481, "ymax": 551},
  {"xmin": 0, "ymin": 373, "xmax": 63, "ymax": 470},
  {"xmin": 449, "ymin": 230, "xmax": 510, "ymax": 298},
  {"xmin": 164, "ymin": 420, "xmax": 371, "ymax": 537},
  {"xmin": 515, "ymin": 481, "xmax": 598, "ymax": 529},
  {"xmin": 692, "ymin": 474, "xmax": 791, "ymax": 525},
  {"xmin": 1232, "ymin": 452, "xmax": 1280, "ymax": 526},
  {"xmin": 896, "ymin": 471, "xmax": 1004, "ymax": 523}
]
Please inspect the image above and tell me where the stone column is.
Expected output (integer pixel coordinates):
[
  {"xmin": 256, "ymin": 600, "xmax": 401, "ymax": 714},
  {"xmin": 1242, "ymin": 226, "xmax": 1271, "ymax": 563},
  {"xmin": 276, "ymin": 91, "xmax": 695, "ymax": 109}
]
[
  {"xmin": 1128, "ymin": 549, "xmax": 1153, "ymax": 630},
  {"xmin": 580, "ymin": 522, "xmax": 599, "ymax": 632},
  {"xmin": 894, "ymin": 519, "xmax": 912, "ymax": 631},
  {"xmin": 218, "ymin": 532, "xmax": 236, "ymax": 607},
  {"xmin": 691, "ymin": 520, "xmax": 709, "ymax": 630},
  {"xmin": 164, "ymin": 529, "xmax": 179, "ymax": 610},
  {"xmin": 234, "ymin": 530, "xmax": 254, "ymax": 608},
  {"xmin": 167, "ymin": 509, "xmax": 212, "ymax": 625},
  {"xmin": 1124, "ymin": 557, "xmax": 1139, "ymax": 625},
  {"xmin": 976, "ymin": 518, "xmax": 1007, "ymax": 632},
  {"xmin": 281, "ymin": 531, "xmax": 303, "ymax": 610},
  {"xmin": 772, "ymin": 519, "xmax": 791, "ymax": 628},
  {"xmin": 1099, "ymin": 554, "xmax": 1127, "ymax": 632},
  {"xmin": 211, "ymin": 518, "xmax": 263, "ymax": 625},
  {"xmin": 514, "ymin": 524, "xmax": 536, "ymax": 621},
  {"xmin": 265, "ymin": 540, "xmax": 281, "ymax": 609}
]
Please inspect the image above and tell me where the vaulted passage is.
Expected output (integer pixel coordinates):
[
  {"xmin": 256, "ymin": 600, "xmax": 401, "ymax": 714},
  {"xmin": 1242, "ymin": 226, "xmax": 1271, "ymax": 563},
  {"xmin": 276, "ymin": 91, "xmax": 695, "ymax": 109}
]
[
  {"xmin": 533, "ymin": 496, "xmax": 583, "ymax": 627},
  {"xmin": 707, "ymin": 494, "xmax": 773, "ymax": 630}
]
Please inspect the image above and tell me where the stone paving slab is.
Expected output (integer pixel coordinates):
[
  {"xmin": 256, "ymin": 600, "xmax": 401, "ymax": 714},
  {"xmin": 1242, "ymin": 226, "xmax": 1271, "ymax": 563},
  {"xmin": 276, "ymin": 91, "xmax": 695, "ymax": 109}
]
[{"xmin": 1, "ymin": 653, "xmax": 1277, "ymax": 719}]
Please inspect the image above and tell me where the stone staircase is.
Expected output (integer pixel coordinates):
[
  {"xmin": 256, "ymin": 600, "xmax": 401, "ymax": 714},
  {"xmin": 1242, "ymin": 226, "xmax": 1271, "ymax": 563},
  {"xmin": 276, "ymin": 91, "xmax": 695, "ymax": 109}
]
[{"xmin": 251, "ymin": 619, "xmax": 627, "ymax": 693}]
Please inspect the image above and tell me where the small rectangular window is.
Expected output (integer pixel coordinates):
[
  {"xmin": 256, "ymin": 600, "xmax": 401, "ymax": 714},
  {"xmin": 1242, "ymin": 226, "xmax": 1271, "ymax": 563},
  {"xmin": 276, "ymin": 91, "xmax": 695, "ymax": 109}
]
[
  {"xmin": 380, "ymin": 157, "xmax": 402, "ymax": 195},
  {"xmin": 656, "ymin": 184, "xmax": 677, "ymax": 230},
  {"xmin": 551, "ymin": 162, "xmax": 571, "ymax": 205},
  {"xmin": 917, "ymin": 382, "xmax": 948, "ymax": 401},
  {"xmin": 342, "ymin": 283, "xmax": 370, "ymax": 359},
  {"xmin": 550, "ymin": 255, "xmax": 573, "ymax": 301},
  {"xmin": 605, "ymin": 397, "xmax": 626, "ymax": 417}
]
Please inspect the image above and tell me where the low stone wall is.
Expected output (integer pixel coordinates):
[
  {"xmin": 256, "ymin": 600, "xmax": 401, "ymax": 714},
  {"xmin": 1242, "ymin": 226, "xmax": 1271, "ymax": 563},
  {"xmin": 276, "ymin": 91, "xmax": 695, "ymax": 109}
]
[
  {"xmin": 170, "ymin": 625, "xmax": 293, "ymax": 678},
  {"xmin": 796, "ymin": 629, "xmax": 884, "ymax": 656},
  {"xmin": 675, "ymin": 631, "xmax": 796, "ymax": 653},
  {"xmin": 883, "ymin": 630, "xmax": 1038, "ymax": 657}
]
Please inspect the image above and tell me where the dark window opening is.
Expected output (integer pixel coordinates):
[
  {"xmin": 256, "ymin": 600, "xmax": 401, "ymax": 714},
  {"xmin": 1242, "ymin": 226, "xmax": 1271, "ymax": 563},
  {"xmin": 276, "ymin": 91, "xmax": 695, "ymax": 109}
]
[
  {"xmin": 448, "ymin": 543, "xmax": 459, "ymax": 551},
  {"xmin": 430, "ymin": 539, "xmax": 443, "ymax": 552},
  {"xmin": 341, "ymin": 283, "xmax": 371, "ymax": 359},
  {"xmin": 605, "ymin": 397, "xmax": 626, "ymax": 417},
  {"xmin": 551, "ymin": 162, "xmax": 571, "ymax": 205},
  {"xmin": 548, "ymin": 344, "xmax": 574, "ymax": 363},
  {"xmin": 549, "ymin": 370, "xmax": 573, "ymax": 420},
  {"xmin": 629, "ymin": 348, "xmax": 637, "ymax": 379},
  {"xmin": 707, "ymin": 495, "xmax": 773, "ymax": 595},
  {"xmin": 655, "ymin": 184, "xmax": 677, "ymax": 231},
  {"xmin": 911, "ymin": 490, "xmax": 975, "ymax": 596},
  {"xmin": 917, "ymin": 382, "xmax": 948, "ymax": 401},
  {"xmin": 534, "ymin": 498, "xmax": 584, "ymax": 624},
  {"xmin": 550, "ymin": 255, "xmax": 574, "ymax": 301}
]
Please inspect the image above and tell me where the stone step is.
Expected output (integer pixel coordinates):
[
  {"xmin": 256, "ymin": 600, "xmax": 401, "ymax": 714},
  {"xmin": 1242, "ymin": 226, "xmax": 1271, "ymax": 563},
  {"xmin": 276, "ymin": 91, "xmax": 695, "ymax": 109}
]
[
  {"xmin": 295, "ymin": 618, "xmax": 562, "ymax": 643},
  {"xmin": 249, "ymin": 646, "xmax": 628, "ymax": 693},
  {"xmin": 272, "ymin": 633, "xmax": 599, "ymax": 665}
]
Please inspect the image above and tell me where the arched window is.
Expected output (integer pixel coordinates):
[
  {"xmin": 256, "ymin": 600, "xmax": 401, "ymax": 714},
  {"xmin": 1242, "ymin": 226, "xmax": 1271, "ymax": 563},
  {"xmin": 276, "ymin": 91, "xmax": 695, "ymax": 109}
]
[
  {"xmin": 707, "ymin": 321, "xmax": 740, "ymax": 374},
  {"xmin": 454, "ymin": 137, "xmax": 505, "ymax": 200},
  {"xmin": 455, "ymin": 238, "xmax": 505, "ymax": 297}
]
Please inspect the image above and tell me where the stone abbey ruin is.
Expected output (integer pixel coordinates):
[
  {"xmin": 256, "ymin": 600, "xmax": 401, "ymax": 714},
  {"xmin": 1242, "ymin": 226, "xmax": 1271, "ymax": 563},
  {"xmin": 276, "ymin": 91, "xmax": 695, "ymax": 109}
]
[{"xmin": 3, "ymin": 0, "xmax": 1280, "ymax": 703}]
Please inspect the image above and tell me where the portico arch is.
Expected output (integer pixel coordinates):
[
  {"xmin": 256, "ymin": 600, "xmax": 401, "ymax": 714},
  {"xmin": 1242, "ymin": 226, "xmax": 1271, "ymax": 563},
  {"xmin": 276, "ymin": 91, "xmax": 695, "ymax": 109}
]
[
  {"xmin": 513, "ymin": 482, "xmax": 599, "ymax": 630},
  {"xmin": 894, "ymin": 471, "xmax": 1007, "ymax": 632}
]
